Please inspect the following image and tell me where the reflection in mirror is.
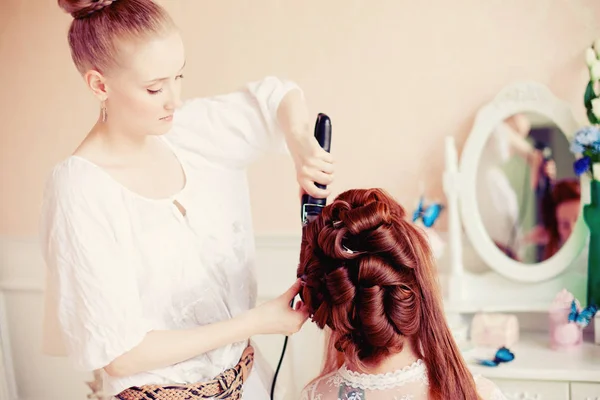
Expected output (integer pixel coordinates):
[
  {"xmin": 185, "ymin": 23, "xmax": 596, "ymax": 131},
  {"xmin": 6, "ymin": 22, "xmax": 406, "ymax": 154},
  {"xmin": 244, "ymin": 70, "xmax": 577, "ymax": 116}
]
[{"xmin": 476, "ymin": 112, "xmax": 580, "ymax": 264}]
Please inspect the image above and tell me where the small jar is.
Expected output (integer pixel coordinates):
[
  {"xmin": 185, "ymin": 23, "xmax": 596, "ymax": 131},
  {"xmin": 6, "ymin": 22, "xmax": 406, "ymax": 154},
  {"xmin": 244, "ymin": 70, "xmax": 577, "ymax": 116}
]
[{"xmin": 549, "ymin": 306, "xmax": 582, "ymax": 350}]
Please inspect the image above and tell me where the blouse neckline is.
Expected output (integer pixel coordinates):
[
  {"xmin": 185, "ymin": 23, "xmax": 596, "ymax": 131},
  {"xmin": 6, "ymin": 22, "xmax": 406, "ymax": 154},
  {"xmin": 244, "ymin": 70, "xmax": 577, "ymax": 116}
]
[
  {"xmin": 337, "ymin": 359, "xmax": 428, "ymax": 390},
  {"xmin": 68, "ymin": 135, "xmax": 189, "ymax": 204}
]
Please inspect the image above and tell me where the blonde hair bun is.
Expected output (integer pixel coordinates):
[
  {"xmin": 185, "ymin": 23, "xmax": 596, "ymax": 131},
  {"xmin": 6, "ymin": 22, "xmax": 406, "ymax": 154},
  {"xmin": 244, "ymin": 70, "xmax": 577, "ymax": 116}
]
[{"xmin": 58, "ymin": 0, "xmax": 118, "ymax": 19}]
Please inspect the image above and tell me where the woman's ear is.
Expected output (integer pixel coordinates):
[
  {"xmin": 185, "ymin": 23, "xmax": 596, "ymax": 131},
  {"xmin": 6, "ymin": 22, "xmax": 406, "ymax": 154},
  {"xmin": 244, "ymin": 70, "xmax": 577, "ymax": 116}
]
[{"xmin": 84, "ymin": 69, "xmax": 108, "ymax": 102}]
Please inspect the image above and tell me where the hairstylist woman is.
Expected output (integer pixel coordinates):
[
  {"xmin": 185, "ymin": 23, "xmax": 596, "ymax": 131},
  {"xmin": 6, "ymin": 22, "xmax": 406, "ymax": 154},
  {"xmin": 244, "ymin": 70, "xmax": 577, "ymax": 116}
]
[{"xmin": 40, "ymin": 1, "xmax": 334, "ymax": 399}]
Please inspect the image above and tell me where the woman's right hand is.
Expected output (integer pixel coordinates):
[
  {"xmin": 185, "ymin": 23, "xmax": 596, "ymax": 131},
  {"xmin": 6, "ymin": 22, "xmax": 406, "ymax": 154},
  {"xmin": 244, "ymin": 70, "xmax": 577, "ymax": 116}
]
[
  {"xmin": 249, "ymin": 279, "xmax": 309, "ymax": 336},
  {"xmin": 104, "ymin": 281, "xmax": 308, "ymax": 377},
  {"xmin": 522, "ymin": 225, "xmax": 550, "ymax": 245}
]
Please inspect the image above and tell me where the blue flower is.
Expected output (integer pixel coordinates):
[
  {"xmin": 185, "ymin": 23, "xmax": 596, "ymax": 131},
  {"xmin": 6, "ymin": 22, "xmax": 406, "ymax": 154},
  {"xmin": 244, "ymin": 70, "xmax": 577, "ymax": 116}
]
[
  {"xmin": 574, "ymin": 156, "xmax": 592, "ymax": 176},
  {"xmin": 570, "ymin": 141, "xmax": 585, "ymax": 154},
  {"xmin": 574, "ymin": 126, "xmax": 600, "ymax": 146}
]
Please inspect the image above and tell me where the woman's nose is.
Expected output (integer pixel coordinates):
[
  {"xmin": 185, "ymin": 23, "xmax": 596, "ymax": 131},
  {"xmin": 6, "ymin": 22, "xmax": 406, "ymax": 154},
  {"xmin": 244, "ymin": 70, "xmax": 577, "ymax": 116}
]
[{"xmin": 165, "ymin": 95, "xmax": 182, "ymax": 110}]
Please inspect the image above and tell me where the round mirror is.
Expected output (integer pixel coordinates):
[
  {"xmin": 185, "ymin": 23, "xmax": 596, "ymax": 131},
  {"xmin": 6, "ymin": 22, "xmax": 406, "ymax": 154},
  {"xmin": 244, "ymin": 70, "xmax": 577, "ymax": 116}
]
[
  {"xmin": 459, "ymin": 81, "xmax": 589, "ymax": 282},
  {"xmin": 476, "ymin": 112, "xmax": 580, "ymax": 264}
]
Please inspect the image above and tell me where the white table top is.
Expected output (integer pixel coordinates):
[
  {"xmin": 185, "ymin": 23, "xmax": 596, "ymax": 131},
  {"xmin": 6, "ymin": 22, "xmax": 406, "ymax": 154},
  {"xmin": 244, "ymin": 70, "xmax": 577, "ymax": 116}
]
[{"xmin": 463, "ymin": 332, "xmax": 600, "ymax": 382}]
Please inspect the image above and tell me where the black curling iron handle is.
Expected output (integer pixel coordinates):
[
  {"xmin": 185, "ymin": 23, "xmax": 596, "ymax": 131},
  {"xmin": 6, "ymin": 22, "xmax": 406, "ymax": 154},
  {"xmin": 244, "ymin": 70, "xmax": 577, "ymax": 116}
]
[
  {"xmin": 314, "ymin": 113, "xmax": 332, "ymax": 154},
  {"xmin": 301, "ymin": 113, "xmax": 332, "ymax": 223}
]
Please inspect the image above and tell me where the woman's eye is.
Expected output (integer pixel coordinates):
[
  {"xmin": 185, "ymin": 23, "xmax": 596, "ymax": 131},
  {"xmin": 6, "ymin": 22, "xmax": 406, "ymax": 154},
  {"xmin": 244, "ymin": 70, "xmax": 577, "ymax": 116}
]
[{"xmin": 147, "ymin": 75, "xmax": 183, "ymax": 94}]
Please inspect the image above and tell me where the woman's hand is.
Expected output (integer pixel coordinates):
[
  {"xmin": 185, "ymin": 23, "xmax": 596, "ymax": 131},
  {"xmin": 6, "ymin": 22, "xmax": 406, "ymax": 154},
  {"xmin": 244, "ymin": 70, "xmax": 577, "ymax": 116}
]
[
  {"xmin": 276, "ymin": 88, "xmax": 335, "ymax": 199},
  {"xmin": 249, "ymin": 279, "xmax": 309, "ymax": 336},
  {"xmin": 287, "ymin": 132, "xmax": 335, "ymax": 198},
  {"xmin": 522, "ymin": 225, "xmax": 550, "ymax": 245},
  {"xmin": 529, "ymin": 150, "xmax": 556, "ymax": 190}
]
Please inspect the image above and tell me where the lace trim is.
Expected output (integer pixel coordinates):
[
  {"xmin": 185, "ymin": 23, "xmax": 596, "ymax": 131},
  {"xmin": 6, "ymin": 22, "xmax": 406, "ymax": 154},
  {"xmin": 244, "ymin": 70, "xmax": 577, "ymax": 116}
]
[{"xmin": 337, "ymin": 359, "xmax": 428, "ymax": 391}]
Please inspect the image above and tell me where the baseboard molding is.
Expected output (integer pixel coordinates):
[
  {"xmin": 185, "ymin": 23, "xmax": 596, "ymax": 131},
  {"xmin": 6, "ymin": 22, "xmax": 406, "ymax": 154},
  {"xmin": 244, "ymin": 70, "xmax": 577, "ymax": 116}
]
[
  {"xmin": 0, "ymin": 234, "xmax": 302, "ymax": 293},
  {"xmin": 0, "ymin": 292, "xmax": 18, "ymax": 400},
  {"xmin": 255, "ymin": 233, "xmax": 301, "ymax": 248},
  {"xmin": 0, "ymin": 281, "xmax": 42, "ymax": 293}
]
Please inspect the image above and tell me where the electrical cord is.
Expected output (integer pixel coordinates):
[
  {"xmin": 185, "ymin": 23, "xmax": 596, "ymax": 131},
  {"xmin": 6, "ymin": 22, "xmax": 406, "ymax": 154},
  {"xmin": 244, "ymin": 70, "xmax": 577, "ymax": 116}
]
[{"xmin": 270, "ymin": 301, "xmax": 292, "ymax": 400}]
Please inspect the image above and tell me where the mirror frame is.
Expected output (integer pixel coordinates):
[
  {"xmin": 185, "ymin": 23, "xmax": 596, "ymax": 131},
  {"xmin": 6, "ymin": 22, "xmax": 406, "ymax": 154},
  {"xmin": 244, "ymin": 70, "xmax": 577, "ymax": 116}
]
[{"xmin": 459, "ymin": 81, "xmax": 590, "ymax": 283}]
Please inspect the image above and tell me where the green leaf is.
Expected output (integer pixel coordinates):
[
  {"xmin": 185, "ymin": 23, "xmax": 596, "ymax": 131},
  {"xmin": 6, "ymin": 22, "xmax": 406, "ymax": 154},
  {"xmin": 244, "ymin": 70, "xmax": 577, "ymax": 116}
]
[
  {"xmin": 587, "ymin": 108, "xmax": 599, "ymax": 125},
  {"xmin": 585, "ymin": 81, "xmax": 597, "ymax": 110}
]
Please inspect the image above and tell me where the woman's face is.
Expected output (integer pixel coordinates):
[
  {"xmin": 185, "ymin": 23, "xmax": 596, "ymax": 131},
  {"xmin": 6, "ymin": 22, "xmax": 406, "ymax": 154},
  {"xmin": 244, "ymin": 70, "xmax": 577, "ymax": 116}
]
[
  {"xmin": 99, "ymin": 29, "xmax": 186, "ymax": 136},
  {"xmin": 556, "ymin": 199, "xmax": 580, "ymax": 243}
]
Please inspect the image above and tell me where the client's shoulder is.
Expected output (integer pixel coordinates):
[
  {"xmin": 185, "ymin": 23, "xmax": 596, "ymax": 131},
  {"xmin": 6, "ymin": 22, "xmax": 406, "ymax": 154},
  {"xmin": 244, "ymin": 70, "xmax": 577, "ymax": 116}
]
[{"xmin": 299, "ymin": 371, "xmax": 341, "ymax": 400}]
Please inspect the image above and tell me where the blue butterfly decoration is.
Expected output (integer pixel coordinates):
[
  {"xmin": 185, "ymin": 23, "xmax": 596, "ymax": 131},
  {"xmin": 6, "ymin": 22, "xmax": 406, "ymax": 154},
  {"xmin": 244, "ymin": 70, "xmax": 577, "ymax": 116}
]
[
  {"xmin": 477, "ymin": 346, "xmax": 515, "ymax": 367},
  {"xmin": 568, "ymin": 300, "xmax": 598, "ymax": 328},
  {"xmin": 412, "ymin": 196, "xmax": 443, "ymax": 228}
]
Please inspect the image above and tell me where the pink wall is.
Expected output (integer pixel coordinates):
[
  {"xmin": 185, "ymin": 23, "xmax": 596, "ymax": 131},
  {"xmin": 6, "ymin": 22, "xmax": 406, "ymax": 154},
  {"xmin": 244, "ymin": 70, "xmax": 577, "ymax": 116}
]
[{"xmin": 1, "ymin": 0, "xmax": 599, "ymax": 236}]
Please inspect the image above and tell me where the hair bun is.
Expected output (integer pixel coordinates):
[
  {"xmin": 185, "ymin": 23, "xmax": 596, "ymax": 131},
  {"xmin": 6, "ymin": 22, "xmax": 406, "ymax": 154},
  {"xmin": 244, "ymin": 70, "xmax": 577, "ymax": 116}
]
[
  {"xmin": 316, "ymin": 190, "xmax": 398, "ymax": 259},
  {"xmin": 58, "ymin": 0, "xmax": 118, "ymax": 19},
  {"xmin": 297, "ymin": 188, "xmax": 431, "ymax": 367}
]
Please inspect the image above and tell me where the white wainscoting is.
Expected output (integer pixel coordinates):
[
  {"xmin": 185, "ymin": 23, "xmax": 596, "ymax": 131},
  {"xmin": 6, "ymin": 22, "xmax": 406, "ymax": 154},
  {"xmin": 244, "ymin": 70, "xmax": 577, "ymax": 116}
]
[
  {"xmin": 0, "ymin": 291, "xmax": 18, "ymax": 400},
  {"xmin": 0, "ymin": 235, "xmax": 323, "ymax": 400}
]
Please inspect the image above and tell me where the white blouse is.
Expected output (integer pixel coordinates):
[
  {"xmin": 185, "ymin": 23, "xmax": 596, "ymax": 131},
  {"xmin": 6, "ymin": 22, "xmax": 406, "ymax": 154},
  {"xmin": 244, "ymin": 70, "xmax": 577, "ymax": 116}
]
[
  {"xmin": 39, "ymin": 76, "xmax": 300, "ymax": 398},
  {"xmin": 476, "ymin": 122, "xmax": 520, "ymax": 254}
]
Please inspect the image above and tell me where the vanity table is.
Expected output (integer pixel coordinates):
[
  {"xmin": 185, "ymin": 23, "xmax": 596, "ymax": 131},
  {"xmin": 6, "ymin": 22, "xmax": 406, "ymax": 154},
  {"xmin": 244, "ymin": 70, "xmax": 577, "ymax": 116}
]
[
  {"xmin": 441, "ymin": 81, "xmax": 600, "ymax": 399},
  {"xmin": 468, "ymin": 332, "xmax": 600, "ymax": 399}
]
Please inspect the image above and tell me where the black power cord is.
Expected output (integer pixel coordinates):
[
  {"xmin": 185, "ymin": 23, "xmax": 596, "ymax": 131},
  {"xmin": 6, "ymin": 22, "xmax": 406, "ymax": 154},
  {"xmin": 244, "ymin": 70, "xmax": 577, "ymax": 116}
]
[{"xmin": 270, "ymin": 304, "xmax": 292, "ymax": 400}]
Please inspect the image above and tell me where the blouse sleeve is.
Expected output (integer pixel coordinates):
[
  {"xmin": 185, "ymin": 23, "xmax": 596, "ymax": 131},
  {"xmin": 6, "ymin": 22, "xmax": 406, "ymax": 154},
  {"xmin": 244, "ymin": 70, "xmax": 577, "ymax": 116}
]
[
  {"xmin": 169, "ymin": 76, "xmax": 303, "ymax": 169},
  {"xmin": 40, "ymin": 166, "xmax": 150, "ymax": 371}
]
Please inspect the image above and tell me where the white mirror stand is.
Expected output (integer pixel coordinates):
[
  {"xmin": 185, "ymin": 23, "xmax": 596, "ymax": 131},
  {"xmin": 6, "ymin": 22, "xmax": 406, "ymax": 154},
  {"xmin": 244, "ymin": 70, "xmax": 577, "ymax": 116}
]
[{"xmin": 441, "ymin": 81, "xmax": 590, "ymax": 315}]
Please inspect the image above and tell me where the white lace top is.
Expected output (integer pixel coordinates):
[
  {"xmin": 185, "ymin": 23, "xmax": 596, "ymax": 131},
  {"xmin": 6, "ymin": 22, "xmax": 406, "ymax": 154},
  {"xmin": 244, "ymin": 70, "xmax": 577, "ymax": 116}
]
[
  {"xmin": 300, "ymin": 360, "xmax": 507, "ymax": 400},
  {"xmin": 39, "ymin": 76, "xmax": 299, "ymax": 397}
]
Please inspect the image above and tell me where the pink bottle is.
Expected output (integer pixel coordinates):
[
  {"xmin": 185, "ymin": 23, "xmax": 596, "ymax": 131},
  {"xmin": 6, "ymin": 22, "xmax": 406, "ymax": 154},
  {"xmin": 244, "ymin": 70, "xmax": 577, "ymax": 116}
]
[{"xmin": 548, "ymin": 289, "xmax": 582, "ymax": 350}]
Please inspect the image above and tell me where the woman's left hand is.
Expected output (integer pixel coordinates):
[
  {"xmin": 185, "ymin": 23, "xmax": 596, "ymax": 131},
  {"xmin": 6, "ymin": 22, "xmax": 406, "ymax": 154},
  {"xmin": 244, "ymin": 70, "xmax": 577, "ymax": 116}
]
[
  {"xmin": 529, "ymin": 150, "xmax": 557, "ymax": 190},
  {"xmin": 276, "ymin": 89, "xmax": 335, "ymax": 199},
  {"xmin": 287, "ymin": 131, "xmax": 335, "ymax": 199}
]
